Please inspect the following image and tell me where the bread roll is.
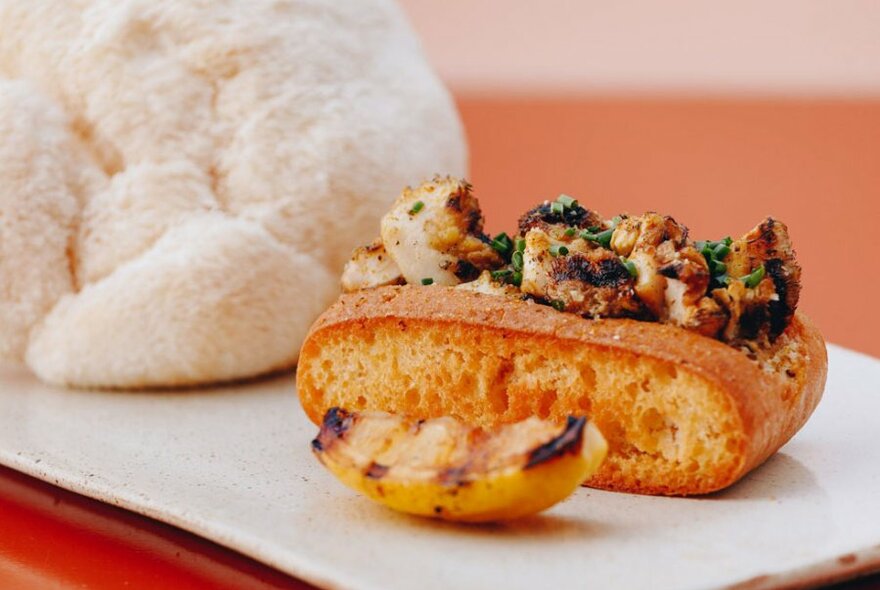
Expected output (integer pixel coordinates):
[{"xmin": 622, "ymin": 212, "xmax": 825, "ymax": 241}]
[{"xmin": 297, "ymin": 285, "xmax": 827, "ymax": 496}]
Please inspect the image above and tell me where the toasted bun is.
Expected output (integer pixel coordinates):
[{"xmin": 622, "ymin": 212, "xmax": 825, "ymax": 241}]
[{"xmin": 297, "ymin": 286, "xmax": 827, "ymax": 495}]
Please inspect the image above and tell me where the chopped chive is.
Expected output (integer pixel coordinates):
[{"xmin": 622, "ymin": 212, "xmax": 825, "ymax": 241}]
[
  {"xmin": 564, "ymin": 227, "xmax": 576, "ymax": 237},
  {"xmin": 421, "ymin": 277, "xmax": 434, "ymax": 285},
  {"xmin": 698, "ymin": 236, "xmax": 736, "ymax": 287},
  {"xmin": 515, "ymin": 238, "xmax": 526, "ymax": 253},
  {"xmin": 550, "ymin": 201, "xmax": 565, "ymax": 216},
  {"xmin": 621, "ymin": 258, "xmax": 638, "ymax": 278},
  {"xmin": 409, "ymin": 201, "xmax": 425, "ymax": 215},
  {"xmin": 491, "ymin": 268, "xmax": 522, "ymax": 287},
  {"xmin": 587, "ymin": 226, "xmax": 601, "ymax": 233},
  {"xmin": 549, "ymin": 244, "xmax": 569, "ymax": 257},
  {"xmin": 550, "ymin": 299, "xmax": 566, "ymax": 312},
  {"xmin": 610, "ymin": 216, "xmax": 622, "ymax": 228},
  {"xmin": 580, "ymin": 227, "xmax": 614, "ymax": 248},
  {"xmin": 598, "ymin": 228, "xmax": 614, "ymax": 247},
  {"xmin": 741, "ymin": 265, "xmax": 765, "ymax": 288},
  {"xmin": 511, "ymin": 250, "xmax": 524, "ymax": 271},
  {"xmin": 490, "ymin": 232, "xmax": 513, "ymax": 257},
  {"xmin": 556, "ymin": 194, "xmax": 578, "ymax": 209},
  {"xmin": 714, "ymin": 273, "xmax": 731, "ymax": 287}
]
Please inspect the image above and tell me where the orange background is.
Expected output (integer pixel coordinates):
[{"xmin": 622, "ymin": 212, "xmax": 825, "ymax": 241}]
[{"xmin": 462, "ymin": 97, "xmax": 880, "ymax": 358}]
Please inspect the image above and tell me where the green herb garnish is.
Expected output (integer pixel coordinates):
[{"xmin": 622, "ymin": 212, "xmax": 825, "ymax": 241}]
[
  {"xmin": 713, "ymin": 244, "xmax": 730, "ymax": 260},
  {"xmin": 564, "ymin": 227, "xmax": 577, "ymax": 237},
  {"xmin": 550, "ymin": 201, "xmax": 565, "ymax": 215},
  {"xmin": 490, "ymin": 232, "xmax": 514, "ymax": 258},
  {"xmin": 621, "ymin": 257, "xmax": 638, "ymax": 278},
  {"xmin": 490, "ymin": 267, "xmax": 522, "ymax": 287},
  {"xmin": 550, "ymin": 299, "xmax": 566, "ymax": 311},
  {"xmin": 556, "ymin": 194, "xmax": 578, "ymax": 209},
  {"xmin": 515, "ymin": 238, "xmax": 526, "ymax": 253},
  {"xmin": 580, "ymin": 228, "xmax": 614, "ymax": 249},
  {"xmin": 421, "ymin": 277, "xmax": 434, "ymax": 285},
  {"xmin": 549, "ymin": 244, "xmax": 569, "ymax": 257},
  {"xmin": 698, "ymin": 236, "xmax": 733, "ymax": 289},
  {"xmin": 409, "ymin": 201, "xmax": 424, "ymax": 215},
  {"xmin": 511, "ymin": 250, "xmax": 524, "ymax": 271},
  {"xmin": 740, "ymin": 265, "xmax": 766, "ymax": 288}
]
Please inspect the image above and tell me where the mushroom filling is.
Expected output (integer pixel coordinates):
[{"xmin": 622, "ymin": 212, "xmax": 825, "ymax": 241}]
[{"xmin": 343, "ymin": 179, "xmax": 801, "ymax": 347}]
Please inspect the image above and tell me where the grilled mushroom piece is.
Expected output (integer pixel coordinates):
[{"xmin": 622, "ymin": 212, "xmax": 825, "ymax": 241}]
[
  {"xmin": 518, "ymin": 201, "xmax": 605, "ymax": 236},
  {"xmin": 340, "ymin": 178, "xmax": 804, "ymax": 348},
  {"xmin": 544, "ymin": 249, "xmax": 645, "ymax": 317},
  {"xmin": 380, "ymin": 176, "xmax": 503, "ymax": 286},
  {"xmin": 720, "ymin": 217, "xmax": 801, "ymax": 341},
  {"xmin": 341, "ymin": 239, "xmax": 404, "ymax": 292}
]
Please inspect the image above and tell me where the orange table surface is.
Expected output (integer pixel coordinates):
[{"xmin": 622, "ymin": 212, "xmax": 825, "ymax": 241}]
[{"xmin": 1, "ymin": 97, "xmax": 879, "ymax": 589}]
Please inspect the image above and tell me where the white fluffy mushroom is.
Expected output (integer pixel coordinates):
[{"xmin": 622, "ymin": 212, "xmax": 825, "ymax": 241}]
[{"xmin": 0, "ymin": 0, "xmax": 465, "ymax": 387}]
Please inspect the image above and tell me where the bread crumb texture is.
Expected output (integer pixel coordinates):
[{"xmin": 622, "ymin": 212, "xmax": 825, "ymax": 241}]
[
  {"xmin": 298, "ymin": 286, "xmax": 827, "ymax": 495},
  {"xmin": 0, "ymin": 1, "xmax": 465, "ymax": 388}
]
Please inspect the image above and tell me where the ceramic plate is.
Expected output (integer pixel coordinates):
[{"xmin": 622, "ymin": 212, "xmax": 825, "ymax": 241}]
[{"xmin": 0, "ymin": 345, "xmax": 878, "ymax": 590}]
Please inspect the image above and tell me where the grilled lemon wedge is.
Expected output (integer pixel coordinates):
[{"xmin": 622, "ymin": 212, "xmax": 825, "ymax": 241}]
[{"xmin": 311, "ymin": 408, "xmax": 607, "ymax": 522}]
